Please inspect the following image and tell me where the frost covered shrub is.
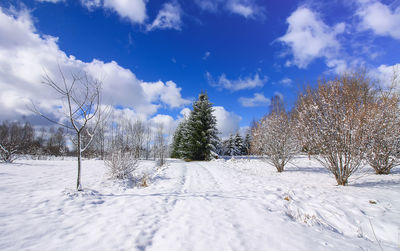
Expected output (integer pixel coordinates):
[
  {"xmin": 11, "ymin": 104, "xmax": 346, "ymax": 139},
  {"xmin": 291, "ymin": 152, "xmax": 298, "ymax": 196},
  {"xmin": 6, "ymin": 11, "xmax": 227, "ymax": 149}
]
[
  {"xmin": 105, "ymin": 151, "xmax": 138, "ymax": 179},
  {"xmin": 365, "ymin": 85, "xmax": 400, "ymax": 174},
  {"xmin": 295, "ymin": 71, "xmax": 374, "ymax": 185},
  {"xmin": 251, "ymin": 110, "xmax": 298, "ymax": 172}
]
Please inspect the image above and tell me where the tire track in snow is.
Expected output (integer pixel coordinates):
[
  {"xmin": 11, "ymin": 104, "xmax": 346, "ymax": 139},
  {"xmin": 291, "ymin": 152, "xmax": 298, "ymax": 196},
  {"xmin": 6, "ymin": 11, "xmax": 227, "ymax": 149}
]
[
  {"xmin": 147, "ymin": 162, "xmax": 247, "ymax": 251},
  {"xmin": 133, "ymin": 161, "xmax": 188, "ymax": 250},
  {"xmin": 195, "ymin": 161, "xmax": 296, "ymax": 250}
]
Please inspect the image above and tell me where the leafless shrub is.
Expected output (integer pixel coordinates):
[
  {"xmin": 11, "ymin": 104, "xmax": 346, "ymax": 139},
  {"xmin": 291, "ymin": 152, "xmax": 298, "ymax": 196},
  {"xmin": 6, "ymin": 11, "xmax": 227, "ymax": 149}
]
[
  {"xmin": 105, "ymin": 150, "xmax": 138, "ymax": 179},
  {"xmin": 295, "ymin": 71, "xmax": 374, "ymax": 185},
  {"xmin": 366, "ymin": 73, "xmax": 400, "ymax": 174},
  {"xmin": 251, "ymin": 109, "xmax": 298, "ymax": 172},
  {"xmin": 104, "ymin": 115, "xmax": 142, "ymax": 180}
]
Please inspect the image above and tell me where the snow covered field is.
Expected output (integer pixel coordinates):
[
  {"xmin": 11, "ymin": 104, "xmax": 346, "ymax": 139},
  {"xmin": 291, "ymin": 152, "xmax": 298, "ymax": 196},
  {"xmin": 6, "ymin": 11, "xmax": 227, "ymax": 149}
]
[{"xmin": 0, "ymin": 157, "xmax": 399, "ymax": 250}]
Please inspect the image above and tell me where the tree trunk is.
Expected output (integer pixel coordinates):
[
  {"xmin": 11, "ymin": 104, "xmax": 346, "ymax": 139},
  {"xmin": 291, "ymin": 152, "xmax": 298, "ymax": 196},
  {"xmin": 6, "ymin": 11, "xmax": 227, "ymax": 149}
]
[{"xmin": 77, "ymin": 132, "xmax": 82, "ymax": 191}]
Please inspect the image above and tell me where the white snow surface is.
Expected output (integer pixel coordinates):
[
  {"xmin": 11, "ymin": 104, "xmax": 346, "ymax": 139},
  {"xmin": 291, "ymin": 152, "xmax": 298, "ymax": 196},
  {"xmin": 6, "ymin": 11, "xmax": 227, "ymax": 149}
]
[{"xmin": 0, "ymin": 156, "xmax": 399, "ymax": 250}]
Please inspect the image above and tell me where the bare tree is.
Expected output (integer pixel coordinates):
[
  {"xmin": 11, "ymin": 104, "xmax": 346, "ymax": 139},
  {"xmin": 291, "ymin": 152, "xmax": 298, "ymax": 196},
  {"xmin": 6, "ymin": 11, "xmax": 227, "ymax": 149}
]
[
  {"xmin": 154, "ymin": 124, "xmax": 166, "ymax": 166},
  {"xmin": 131, "ymin": 120, "xmax": 145, "ymax": 159},
  {"xmin": 251, "ymin": 110, "xmax": 298, "ymax": 172},
  {"xmin": 143, "ymin": 123, "xmax": 153, "ymax": 160},
  {"xmin": 33, "ymin": 68, "xmax": 107, "ymax": 191},
  {"xmin": 295, "ymin": 71, "xmax": 374, "ymax": 185},
  {"xmin": 366, "ymin": 74, "xmax": 400, "ymax": 174},
  {"xmin": 95, "ymin": 113, "xmax": 108, "ymax": 160}
]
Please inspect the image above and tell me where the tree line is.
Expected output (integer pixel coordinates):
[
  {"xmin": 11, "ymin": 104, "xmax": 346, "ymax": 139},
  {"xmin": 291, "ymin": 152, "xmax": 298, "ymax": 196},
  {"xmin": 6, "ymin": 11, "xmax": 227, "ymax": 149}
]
[
  {"xmin": 3, "ymin": 68, "xmax": 399, "ymax": 189},
  {"xmin": 0, "ymin": 69, "xmax": 168, "ymax": 191},
  {"xmin": 0, "ymin": 121, "xmax": 68, "ymax": 162}
]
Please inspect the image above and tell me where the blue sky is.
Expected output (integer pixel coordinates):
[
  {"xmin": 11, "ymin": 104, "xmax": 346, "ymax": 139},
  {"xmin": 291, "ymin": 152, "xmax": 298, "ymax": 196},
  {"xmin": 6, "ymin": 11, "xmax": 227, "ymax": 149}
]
[{"xmin": 0, "ymin": 0, "xmax": 399, "ymax": 137}]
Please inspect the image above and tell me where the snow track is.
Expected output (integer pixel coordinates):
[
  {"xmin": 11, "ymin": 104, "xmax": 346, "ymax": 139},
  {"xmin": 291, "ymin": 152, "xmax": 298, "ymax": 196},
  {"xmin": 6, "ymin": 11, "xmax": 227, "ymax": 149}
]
[{"xmin": 0, "ymin": 159, "xmax": 399, "ymax": 250}]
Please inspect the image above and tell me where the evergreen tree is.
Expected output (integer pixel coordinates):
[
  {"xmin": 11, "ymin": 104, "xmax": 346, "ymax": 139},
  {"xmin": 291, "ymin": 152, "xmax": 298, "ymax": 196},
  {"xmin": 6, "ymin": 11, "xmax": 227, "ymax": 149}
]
[
  {"xmin": 214, "ymin": 137, "xmax": 224, "ymax": 156},
  {"xmin": 171, "ymin": 123, "xmax": 182, "ymax": 158},
  {"xmin": 225, "ymin": 134, "xmax": 235, "ymax": 156},
  {"xmin": 234, "ymin": 133, "xmax": 243, "ymax": 156},
  {"xmin": 243, "ymin": 133, "xmax": 251, "ymax": 155},
  {"xmin": 182, "ymin": 92, "xmax": 219, "ymax": 160},
  {"xmin": 170, "ymin": 119, "xmax": 186, "ymax": 158}
]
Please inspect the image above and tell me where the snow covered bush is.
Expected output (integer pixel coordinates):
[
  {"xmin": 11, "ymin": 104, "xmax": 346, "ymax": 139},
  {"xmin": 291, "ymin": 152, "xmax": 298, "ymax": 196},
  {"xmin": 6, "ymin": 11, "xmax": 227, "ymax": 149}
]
[
  {"xmin": 251, "ymin": 110, "xmax": 298, "ymax": 172},
  {"xmin": 105, "ymin": 150, "xmax": 138, "ymax": 179},
  {"xmin": 0, "ymin": 144, "xmax": 18, "ymax": 163},
  {"xmin": 295, "ymin": 71, "xmax": 374, "ymax": 185},
  {"xmin": 365, "ymin": 82, "xmax": 400, "ymax": 174}
]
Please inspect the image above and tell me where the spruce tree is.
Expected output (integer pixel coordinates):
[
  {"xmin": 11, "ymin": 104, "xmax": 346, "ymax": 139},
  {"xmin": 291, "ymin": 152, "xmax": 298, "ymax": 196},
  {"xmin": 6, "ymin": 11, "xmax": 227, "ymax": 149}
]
[
  {"xmin": 243, "ymin": 133, "xmax": 251, "ymax": 155},
  {"xmin": 183, "ymin": 92, "xmax": 219, "ymax": 160},
  {"xmin": 226, "ymin": 134, "xmax": 235, "ymax": 156},
  {"xmin": 171, "ymin": 121, "xmax": 184, "ymax": 158},
  {"xmin": 234, "ymin": 133, "xmax": 243, "ymax": 156}
]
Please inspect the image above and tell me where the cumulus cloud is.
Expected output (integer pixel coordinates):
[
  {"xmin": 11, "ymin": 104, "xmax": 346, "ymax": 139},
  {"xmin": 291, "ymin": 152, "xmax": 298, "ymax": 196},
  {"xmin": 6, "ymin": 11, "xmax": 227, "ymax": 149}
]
[
  {"xmin": 149, "ymin": 114, "xmax": 177, "ymax": 133},
  {"xmin": 356, "ymin": 1, "xmax": 400, "ymax": 40},
  {"xmin": 278, "ymin": 7, "xmax": 345, "ymax": 69},
  {"xmin": 147, "ymin": 1, "xmax": 182, "ymax": 31},
  {"xmin": 0, "ymin": 7, "xmax": 188, "ymax": 123},
  {"xmin": 207, "ymin": 72, "xmax": 267, "ymax": 91},
  {"xmin": 238, "ymin": 93, "xmax": 270, "ymax": 107},
  {"xmin": 141, "ymin": 80, "xmax": 191, "ymax": 108},
  {"xmin": 213, "ymin": 106, "xmax": 242, "ymax": 138},
  {"xmin": 80, "ymin": 0, "xmax": 147, "ymax": 24},
  {"xmin": 372, "ymin": 63, "xmax": 400, "ymax": 88},
  {"xmin": 194, "ymin": 0, "xmax": 264, "ymax": 19}
]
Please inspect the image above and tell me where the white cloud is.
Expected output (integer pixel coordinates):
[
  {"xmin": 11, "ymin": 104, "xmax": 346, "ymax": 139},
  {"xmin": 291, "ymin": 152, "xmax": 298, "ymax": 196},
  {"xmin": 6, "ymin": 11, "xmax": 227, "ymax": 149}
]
[
  {"xmin": 207, "ymin": 72, "xmax": 267, "ymax": 91},
  {"xmin": 226, "ymin": 0, "xmax": 255, "ymax": 18},
  {"xmin": 149, "ymin": 114, "xmax": 177, "ymax": 133},
  {"xmin": 279, "ymin": 77, "xmax": 293, "ymax": 86},
  {"xmin": 147, "ymin": 1, "xmax": 182, "ymax": 31},
  {"xmin": 194, "ymin": 0, "xmax": 264, "ymax": 19},
  {"xmin": 356, "ymin": 1, "xmax": 400, "ymax": 40},
  {"xmin": 81, "ymin": 0, "xmax": 147, "ymax": 24},
  {"xmin": 325, "ymin": 59, "xmax": 348, "ymax": 74},
  {"xmin": 0, "ymin": 7, "xmax": 188, "ymax": 123},
  {"xmin": 179, "ymin": 107, "xmax": 191, "ymax": 118},
  {"xmin": 194, "ymin": 0, "xmax": 219, "ymax": 12},
  {"xmin": 36, "ymin": 0, "xmax": 65, "ymax": 3},
  {"xmin": 238, "ymin": 93, "xmax": 270, "ymax": 107},
  {"xmin": 80, "ymin": 0, "xmax": 102, "ymax": 9},
  {"xmin": 202, "ymin": 51, "xmax": 211, "ymax": 60},
  {"xmin": 141, "ymin": 80, "xmax": 191, "ymax": 108},
  {"xmin": 213, "ymin": 106, "xmax": 242, "ymax": 138},
  {"xmin": 278, "ymin": 7, "xmax": 345, "ymax": 69},
  {"xmin": 373, "ymin": 63, "xmax": 400, "ymax": 88}
]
